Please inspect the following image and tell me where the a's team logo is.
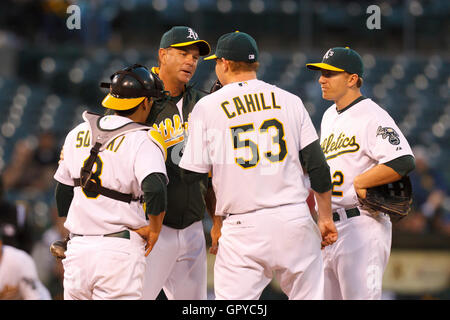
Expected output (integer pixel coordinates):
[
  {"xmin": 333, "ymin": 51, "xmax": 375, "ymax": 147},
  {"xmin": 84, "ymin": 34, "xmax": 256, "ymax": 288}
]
[
  {"xmin": 323, "ymin": 49, "xmax": 334, "ymax": 60},
  {"xmin": 249, "ymin": 54, "xmax": 255, "ymax": 60},
  {"xmin": 187, "ymin": 28, "xmax": 199, "ymax": 40},
  {"xmin": 376, "ymin": 126, "xmax": 400, "ymax": 145}
]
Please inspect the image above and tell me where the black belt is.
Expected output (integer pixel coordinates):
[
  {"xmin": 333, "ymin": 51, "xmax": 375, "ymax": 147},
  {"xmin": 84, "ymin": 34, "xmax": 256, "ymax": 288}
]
[
  {"xmin": 71, "ymin": 230, "xmax": 130, "ymax": 240},
  {"xmin": 332, "ymin": 208, "xmax": 360, "ymax": 222}
]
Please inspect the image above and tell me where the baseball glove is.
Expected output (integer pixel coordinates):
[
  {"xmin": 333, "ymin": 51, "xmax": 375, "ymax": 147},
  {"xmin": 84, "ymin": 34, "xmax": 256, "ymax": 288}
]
[
  {"xmin": 358, "ymin": 175, "xmax": 413, "ymax": 222},
  {"xmin": 210, "ymin": 79, "xmax": 223, "ymax": 93},
  {"xmin": 49, "ymin": 236, "xmax": 69, "ymax": 259}
]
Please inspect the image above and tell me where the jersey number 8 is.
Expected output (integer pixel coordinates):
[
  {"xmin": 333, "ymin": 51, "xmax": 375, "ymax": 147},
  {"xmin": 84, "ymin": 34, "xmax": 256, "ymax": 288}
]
[{"xmin": 82, "ymin": 156, "xmax": 104, "ymax": 199}]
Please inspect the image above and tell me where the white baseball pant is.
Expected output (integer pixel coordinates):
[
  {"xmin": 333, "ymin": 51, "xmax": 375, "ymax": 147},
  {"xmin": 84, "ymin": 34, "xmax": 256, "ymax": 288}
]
[
  {"xmin": 214, "ymin": 204, "xmax": 324, "ymax": 300},
  {"xmin": 322, "ymin": 210, "xmax": 392, "ymax": 300},
  {"xmin": 62, "ymin": 230, "xmax": 146, "ymax": 300},
  {"xmin": 142, "ymin": 220, "xmax": 207, "ymax": 300}
]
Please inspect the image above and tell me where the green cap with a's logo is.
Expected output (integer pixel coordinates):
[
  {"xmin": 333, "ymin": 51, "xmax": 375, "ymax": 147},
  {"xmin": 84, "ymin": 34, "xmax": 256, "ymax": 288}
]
[
  {"xmin": 306, "ymin": 47, "xmax": 364, "ymax": 77},
  {"xmin": 204, "ymin": 31, "xmax": 258, "ymax": 63},
  {"xmin": 160, "ymin": 26, "xmax": 211, "ymax": 56}
]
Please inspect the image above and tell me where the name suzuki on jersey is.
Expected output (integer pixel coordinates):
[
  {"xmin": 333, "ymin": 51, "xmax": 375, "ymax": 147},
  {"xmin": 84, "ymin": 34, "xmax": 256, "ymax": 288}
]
[
  {"xmin": 221, "ymin": 91, "xmax": 281, "ymax": 119},
  {"xmin": 75, "ymin": 130, "xmax": 125, "ymax": 152},
  {"xmin": 321, "ymin": 132, "xmax": 360, "ymax": 160}
]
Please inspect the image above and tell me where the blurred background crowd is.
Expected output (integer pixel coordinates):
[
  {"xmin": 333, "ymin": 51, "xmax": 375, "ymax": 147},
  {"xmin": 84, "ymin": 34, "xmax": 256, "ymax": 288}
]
[{"xmin": 0, "ymin": 0, "xmax": 448, "ymax": 300}]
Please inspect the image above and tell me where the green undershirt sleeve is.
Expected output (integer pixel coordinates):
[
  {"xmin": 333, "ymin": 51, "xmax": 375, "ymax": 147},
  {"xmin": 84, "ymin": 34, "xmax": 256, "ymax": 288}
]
[
  {"xmin": 141, "ymin": 172, "xmax": 167, "ymax": 216},
  {"xmin": 383, "ymin": 155, "xmax": 415, "ymax": 176},
  {"xmin": 55, "ymin": 182, "xmax": 74, "ymax": 217},
  {"xmin": 299, "ymin": 139, "xmax": 332, "ymax": 193}
]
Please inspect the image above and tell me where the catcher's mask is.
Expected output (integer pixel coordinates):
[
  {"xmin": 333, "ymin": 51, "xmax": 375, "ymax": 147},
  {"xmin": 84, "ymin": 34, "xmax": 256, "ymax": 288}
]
[{"xmin": 100, "ymin": 64, "xmax": 165, "ymax": 111}]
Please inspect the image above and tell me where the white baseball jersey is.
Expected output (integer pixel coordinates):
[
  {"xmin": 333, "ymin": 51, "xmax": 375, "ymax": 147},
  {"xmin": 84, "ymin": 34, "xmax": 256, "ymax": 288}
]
[
  {"xmin": 179, "ymin": 79, "xmax": 318, "ymax": 216},
  {"xmin": 54, "ymin": 113, "xmax": 167, "ymax": 235},
  {"xmin": 320, "ymin": 97, "xmax": 414, "ymax": 300},
  {"xmin": 181, "ymin": 78, "xmax": 325, "ymax": 300},
  {"xmin": 0, "ymin": 245, "xmax": 51, "ymax": 300},
  {"xmin": 320, "ymin": 97, "xmax": 413, "ymax": 211}
]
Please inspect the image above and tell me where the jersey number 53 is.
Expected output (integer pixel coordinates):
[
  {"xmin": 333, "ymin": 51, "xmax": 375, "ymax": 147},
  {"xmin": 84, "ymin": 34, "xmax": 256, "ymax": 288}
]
[{"xmin": 230, "ymin": 118, "xmax": 287, "ymax": 169}]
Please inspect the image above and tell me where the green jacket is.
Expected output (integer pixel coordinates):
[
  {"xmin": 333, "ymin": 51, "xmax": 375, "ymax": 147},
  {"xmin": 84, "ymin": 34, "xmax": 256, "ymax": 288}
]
[{"xmin": 146, "ymin": 83, "xmax": 209, "ymax": 229}]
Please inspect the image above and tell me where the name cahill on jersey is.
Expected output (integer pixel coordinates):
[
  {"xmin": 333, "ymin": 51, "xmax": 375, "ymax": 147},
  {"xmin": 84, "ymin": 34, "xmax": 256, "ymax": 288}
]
[
  {"xmin": 220, "ymin": 91, "xmax": 281, "ymax": 119},
  {"xmin": 321, "ymin": 132, "xmax": 360, "ymax": 160}
]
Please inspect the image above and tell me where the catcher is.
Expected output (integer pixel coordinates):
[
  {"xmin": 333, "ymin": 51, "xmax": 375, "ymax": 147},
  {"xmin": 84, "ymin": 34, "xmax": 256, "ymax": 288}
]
[
  {"xmin": 50, "ymin": 80, "xmax": 223, "ymax": 262},
  {"xmin": 53, "ymin": 64, "xmax": 168, "ymax": 299},
  {"xmin": 306, "ymin": 47, "xmax": 415, "ymax": 299}
]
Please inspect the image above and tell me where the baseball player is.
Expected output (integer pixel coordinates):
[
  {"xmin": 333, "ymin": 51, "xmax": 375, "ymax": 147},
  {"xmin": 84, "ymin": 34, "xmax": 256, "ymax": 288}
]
[
  {"xmin": 306, "ymin": 47, "xmax": 415, "ymax": 299},
  {"xmin": 142, "ymin": 26, "xmax": 220, "ymax": 300},
  {"xmin": 0, "ymin": 230, "xmax": 51, "ymax": 300},
  {"xmin": 179, "ymin": 31, "xmax": 338, "ymax": 300},
  {"xmin": 53, "ymin": 64, "xmax": 168, "ymax": 300}
]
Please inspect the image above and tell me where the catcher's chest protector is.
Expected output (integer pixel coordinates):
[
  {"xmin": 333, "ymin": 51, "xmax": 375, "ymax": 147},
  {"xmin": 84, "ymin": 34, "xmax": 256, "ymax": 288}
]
[{"xmin": 76, "ymin": 111, "xmax": 151, "ymax": 203}]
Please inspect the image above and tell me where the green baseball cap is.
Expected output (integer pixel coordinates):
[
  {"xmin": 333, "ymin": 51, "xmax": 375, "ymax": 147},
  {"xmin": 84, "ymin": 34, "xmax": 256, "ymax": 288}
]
[
  {"xmin": 204, "ymin": 31, "xmax": 259, "ymax": 63},
  {"xmin": 160, "ymin": 26, "xmax": 211, "ymax": 56},
  {"xmin": 306, "ymin": 47, "xmax": 364, "ymax": 77}
]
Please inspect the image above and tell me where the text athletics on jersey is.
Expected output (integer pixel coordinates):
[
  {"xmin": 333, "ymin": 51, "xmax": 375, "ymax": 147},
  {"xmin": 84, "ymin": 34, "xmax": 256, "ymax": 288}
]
[{"xmin": 321, "ymin": 132, "xmax": 360, "ymax": 160}]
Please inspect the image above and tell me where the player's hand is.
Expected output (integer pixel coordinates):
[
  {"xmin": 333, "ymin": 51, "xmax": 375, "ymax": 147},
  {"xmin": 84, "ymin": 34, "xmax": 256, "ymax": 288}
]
[
  {"xmin": 133, "ymin": 212, "xmax": 165, "ymax": 256},
  {"xmin": 317, "ymin": 217, "xmax": 338, "ymax": 249},
  {"xmin": 354, "ymin": 186, "xmax": 367, "ymax": 199},
  {"xmin": 133, "ymin": 226, "xmax": 160, "ymax": 257},
  {"xmin": 209, "ymin": 216, "xmax": 223, "ymax": 255},
  {"xmin": 354, "ymin": 184, "xmax": 379, "ymax": 216}
]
